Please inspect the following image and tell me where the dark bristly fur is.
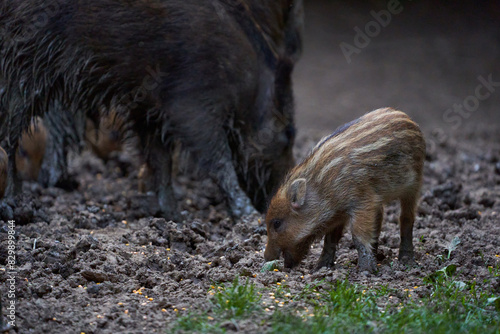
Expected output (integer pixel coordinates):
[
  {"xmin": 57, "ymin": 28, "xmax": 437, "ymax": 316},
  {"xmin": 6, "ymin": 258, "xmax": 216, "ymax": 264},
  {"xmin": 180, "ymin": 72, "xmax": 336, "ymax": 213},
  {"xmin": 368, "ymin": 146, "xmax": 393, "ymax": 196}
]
[
  {"xmin": 0, "ymin": 0, "xmax": 303, "ymax": 218},
  {"xmin": 264, "ymin": 108, "xmax": 426, "ymax": 272}
]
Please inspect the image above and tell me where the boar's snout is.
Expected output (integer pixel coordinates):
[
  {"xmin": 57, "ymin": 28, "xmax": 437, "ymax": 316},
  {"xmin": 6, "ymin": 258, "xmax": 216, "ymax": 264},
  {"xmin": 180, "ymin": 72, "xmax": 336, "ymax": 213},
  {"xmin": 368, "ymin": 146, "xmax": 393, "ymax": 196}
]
[{"xmin": 244, "ymin": 131, "xmax": 295, "ymax": 212}]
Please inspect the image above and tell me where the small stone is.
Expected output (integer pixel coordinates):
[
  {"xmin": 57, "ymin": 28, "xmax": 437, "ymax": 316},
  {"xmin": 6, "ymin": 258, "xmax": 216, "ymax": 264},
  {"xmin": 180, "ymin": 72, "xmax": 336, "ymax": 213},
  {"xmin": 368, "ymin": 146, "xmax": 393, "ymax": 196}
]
[
  {"xmin": 87, "ymin": 284, "xmax": 100, "ymax": 295},
  {"xmin": 261, "ymin": 260, "xmax": 280, "ymax": 272}
]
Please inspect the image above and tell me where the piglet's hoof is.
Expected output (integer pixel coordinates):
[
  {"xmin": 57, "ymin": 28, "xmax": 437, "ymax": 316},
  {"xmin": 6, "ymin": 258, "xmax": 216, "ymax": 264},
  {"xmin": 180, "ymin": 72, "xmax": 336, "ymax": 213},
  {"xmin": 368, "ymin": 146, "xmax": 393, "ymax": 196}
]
[
  {"xmin": 312, "ymin": 257, "xmax": 335, "ymax": 273},
  {"xmin": 310, "ymin": 265, "xmax": 332, "ymax": 274},
  {"xmin": 357, "ymin": 258, "xmax": 377, "ymax": 274},
  {"xmin": 398, "ymin": 250, "xmax": 416, "ymax": 267}
]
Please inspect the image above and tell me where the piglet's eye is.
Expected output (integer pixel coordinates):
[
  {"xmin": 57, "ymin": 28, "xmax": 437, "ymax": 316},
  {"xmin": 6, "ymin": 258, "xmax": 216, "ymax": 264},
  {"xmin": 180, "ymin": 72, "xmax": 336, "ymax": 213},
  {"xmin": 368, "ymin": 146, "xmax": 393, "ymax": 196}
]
[{"xmin": 272, "ymin": 219, "xmax": 282, "ymax": 230}]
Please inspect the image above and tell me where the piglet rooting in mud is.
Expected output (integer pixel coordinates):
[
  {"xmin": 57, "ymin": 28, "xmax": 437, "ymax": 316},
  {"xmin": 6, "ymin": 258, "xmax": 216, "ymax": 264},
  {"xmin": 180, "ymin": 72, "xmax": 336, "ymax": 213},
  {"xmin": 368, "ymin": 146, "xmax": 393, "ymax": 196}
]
[
  {"xmin": 264, "ymin": 108, "xmax": 426, "ymax": 273},
  {"xmin": 16, "ymin": 117, "xmax": 48, "ymax": 181},
  {"xmin": 85, "ymin": 110, "xmax": 125, "ymax": 162}
]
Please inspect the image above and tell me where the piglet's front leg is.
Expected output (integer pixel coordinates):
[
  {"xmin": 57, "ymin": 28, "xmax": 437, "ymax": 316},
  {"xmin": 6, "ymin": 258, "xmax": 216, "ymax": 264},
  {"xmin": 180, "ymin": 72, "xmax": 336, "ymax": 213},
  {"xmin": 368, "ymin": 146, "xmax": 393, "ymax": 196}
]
[{"xmin": 314, "ymin": 225, "xmax": 344, "ymax": 271}]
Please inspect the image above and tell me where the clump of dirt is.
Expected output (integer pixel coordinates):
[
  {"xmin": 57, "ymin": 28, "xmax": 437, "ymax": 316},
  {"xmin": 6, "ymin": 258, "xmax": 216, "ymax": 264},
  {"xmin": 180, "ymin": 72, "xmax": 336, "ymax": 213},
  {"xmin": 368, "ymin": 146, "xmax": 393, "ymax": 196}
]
[{"xmin": 0, "ymin": 124, "xmax": 499, "ymax": 333}]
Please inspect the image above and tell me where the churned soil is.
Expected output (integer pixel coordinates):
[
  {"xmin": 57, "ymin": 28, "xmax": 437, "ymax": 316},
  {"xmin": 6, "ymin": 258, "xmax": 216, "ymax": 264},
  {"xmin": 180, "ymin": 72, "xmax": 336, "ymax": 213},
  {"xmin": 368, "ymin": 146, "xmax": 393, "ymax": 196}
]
[
  {"xmin": 1, "ymin": 1, "xmax": 500, "ymax": 333},
  {"xmin": 1, "ymin": 122, "xmax": 500, "ymax": 333}
]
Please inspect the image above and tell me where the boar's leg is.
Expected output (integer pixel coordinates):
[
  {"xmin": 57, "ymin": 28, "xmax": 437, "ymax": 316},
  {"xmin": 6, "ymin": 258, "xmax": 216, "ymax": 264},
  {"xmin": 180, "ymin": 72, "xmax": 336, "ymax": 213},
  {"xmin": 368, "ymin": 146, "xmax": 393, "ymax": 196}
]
[
  {"xmin": 4, "ymin": 108, "xmax": 23, "ymax": 198},
  {"xmin": 0, "ymin": 95, "xmax": 21, "ymax": 220},
  {"xmin": 351, "ymin": 205, "xmax": 378, "ymax": 273},
  {"xmin": 173, "ymin": 116, "xmax": 257, "ymax": 217},
  {"xmin": 314, "ymin": 225, "xmax": 344, "ymax": 271},
  {"xmin": 1, "ymin": 136, "xmax": 21, "ymax": 220},
  {"xmin": 398, "ymin": 194, "xmax": 418, "ymax": 265},
  {"xmin": 147, "ymin": 141, "xmax": 178, "ymax": 221},
  {"xmin": 192, "ymin": 139, "xmax": 256, "ymax": 217},
  {"xmin": 38, "ymin": 133, "xmax": 78, "ymax": 190},
  {"xmin": 207, "ymin": 145, "xmax": 257, "ymax": 218},
  {"xmin": 167, "ymin": 96, "xmax": 257, "ymax": 217},
  {"xmin": 5, "ymin": 148, "xmax": 21, "ymax": 198},
  {"xmin": 38, "ymin": 105, "xmax": 83, "ymax": 190}
]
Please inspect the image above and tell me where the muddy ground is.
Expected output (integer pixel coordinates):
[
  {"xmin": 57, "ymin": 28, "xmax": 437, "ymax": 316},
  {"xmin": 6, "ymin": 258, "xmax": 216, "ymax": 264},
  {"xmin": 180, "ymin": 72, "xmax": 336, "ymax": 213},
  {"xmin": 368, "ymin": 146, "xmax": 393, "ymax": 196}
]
[{"xmin": 1, "ymin": 1, "xmax": 500, "ymax": 333}]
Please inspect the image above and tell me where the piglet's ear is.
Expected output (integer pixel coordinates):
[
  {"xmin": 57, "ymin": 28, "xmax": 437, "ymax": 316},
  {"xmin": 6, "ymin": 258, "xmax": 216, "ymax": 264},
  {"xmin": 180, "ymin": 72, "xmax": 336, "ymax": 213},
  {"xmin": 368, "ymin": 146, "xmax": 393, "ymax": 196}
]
[{"xmin": 289, "ymin": 178, "xmax": 307, "ymax": 210}]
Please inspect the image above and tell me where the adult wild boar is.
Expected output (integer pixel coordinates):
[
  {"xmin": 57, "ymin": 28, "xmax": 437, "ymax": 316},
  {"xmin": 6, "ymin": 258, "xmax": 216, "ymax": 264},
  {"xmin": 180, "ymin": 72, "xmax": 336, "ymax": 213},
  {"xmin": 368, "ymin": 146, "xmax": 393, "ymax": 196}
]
[{"xmin": 0, "ymin": 0, "xmax": 303, "ymax": 218}]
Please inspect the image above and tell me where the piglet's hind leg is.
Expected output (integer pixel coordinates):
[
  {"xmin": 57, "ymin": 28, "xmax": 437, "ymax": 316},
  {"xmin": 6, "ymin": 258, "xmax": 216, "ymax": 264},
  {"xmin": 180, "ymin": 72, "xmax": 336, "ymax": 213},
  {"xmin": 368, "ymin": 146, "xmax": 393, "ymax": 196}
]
[
  {"xmin": 351, "ymin": 205, "xmax": 378, "ymax": 273},
  {"xmin": 398, "ymin": 193, "xmax": 418, "ymax": 266}
]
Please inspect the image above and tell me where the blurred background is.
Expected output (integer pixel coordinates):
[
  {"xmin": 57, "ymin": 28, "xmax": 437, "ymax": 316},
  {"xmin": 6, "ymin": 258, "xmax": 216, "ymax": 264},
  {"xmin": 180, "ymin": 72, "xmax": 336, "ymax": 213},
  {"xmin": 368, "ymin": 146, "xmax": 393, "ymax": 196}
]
[{"xmin": 293, "ymin": 0, "xmax": 500, "ymax": 138}]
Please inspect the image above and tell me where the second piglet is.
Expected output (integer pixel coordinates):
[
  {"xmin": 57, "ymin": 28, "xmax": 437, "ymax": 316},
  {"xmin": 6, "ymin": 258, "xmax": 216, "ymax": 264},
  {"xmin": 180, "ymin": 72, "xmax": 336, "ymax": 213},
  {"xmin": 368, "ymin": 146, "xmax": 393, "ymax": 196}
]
[{"xmin": 264, "ymin": 108, "xmax": 426, "ymax": 272}]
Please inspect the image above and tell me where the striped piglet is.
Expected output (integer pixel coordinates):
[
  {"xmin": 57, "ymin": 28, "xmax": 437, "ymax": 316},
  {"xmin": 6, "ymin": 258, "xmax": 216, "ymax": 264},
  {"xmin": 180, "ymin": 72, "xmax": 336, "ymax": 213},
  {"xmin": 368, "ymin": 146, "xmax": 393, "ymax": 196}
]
[{"xmin": 264, "ymin": 108, "xmax": 426, "ymax": 272}]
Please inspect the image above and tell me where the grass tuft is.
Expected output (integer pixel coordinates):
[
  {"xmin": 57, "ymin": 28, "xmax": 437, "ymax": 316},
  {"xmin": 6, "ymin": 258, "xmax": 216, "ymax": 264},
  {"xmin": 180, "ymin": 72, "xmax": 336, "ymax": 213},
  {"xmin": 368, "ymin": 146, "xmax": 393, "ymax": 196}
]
[
  {"xmin": 211, "ymin": 276, "xmax": 262, "ymax": 318},
  {"xmin": 169, "ymin": 271, "xmax": 500, "ymax": 334}
]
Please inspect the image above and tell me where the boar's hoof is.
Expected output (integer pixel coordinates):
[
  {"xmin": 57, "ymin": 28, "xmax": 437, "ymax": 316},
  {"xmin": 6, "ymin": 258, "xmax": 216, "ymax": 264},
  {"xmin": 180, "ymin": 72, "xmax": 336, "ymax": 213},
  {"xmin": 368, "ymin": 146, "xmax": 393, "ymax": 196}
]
[
  {"xmin": 54, "ymin": 174, "xmax": 79, "ymax": 191},
  {"xmin": 38, "ymin": 167, "xmax": 79, "ymax": 190},
  {"xmin": 158, "ymin": 206, "xmax": 181, "ymax": 222},
  {"xmin": 0, "ymin": 200, "xmax": 14, "ymax": 221}
]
